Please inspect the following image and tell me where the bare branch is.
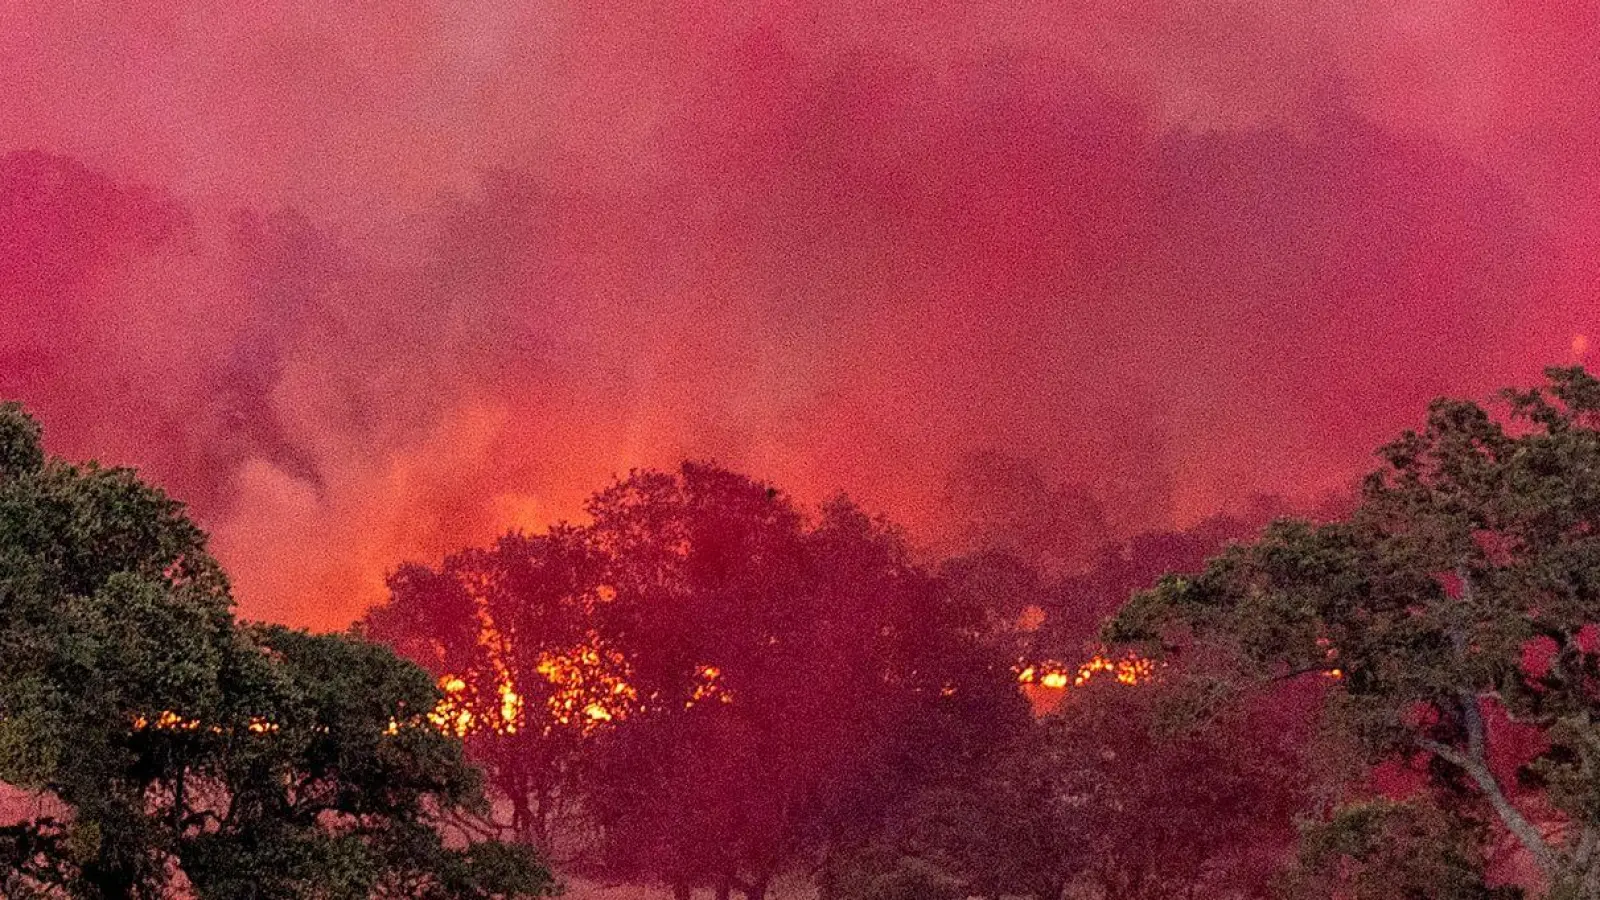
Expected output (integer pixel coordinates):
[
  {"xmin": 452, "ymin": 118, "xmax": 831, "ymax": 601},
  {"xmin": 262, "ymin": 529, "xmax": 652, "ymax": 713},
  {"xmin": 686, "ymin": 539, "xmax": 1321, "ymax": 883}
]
[{"xmin": 1416, "ymin": 736, "xmax": 1563, "ymax": 878}]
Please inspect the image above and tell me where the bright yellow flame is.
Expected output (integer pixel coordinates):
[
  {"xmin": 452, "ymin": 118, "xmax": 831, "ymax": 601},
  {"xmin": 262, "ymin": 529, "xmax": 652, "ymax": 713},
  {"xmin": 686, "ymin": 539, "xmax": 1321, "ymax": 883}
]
[
  {"xmin": 1017, "ymin": 652, "xmax": 1154, "ymax": 694},
  {"xmin": 431, "ymin": 630, "xmax": 646, "ymax": 738},
  {"xmin": 428, "ymin": 674, "xmax": 479, "ymax": 736},
  {"xmin": 499, "ymin": 684, "xmax": 523, "ymax": 734}
]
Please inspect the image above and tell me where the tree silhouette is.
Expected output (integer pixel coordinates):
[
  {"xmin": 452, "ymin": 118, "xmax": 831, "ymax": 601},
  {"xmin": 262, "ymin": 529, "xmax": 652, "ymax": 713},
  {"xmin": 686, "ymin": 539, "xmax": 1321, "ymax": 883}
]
[
  {"xmin": 371, "ymin": 463, "xmax": 1028, "ymax": 899},
  {"xmin": 0, "ymin": 402, "xmax": 551, "ymax": 899},
  {"xmin": 367, "ymin": 526, "xmax": 626, "ymax": 853},
  {"xmin": 1112, "ymin": 367, "xmax": 1600, "ymax": 898}
]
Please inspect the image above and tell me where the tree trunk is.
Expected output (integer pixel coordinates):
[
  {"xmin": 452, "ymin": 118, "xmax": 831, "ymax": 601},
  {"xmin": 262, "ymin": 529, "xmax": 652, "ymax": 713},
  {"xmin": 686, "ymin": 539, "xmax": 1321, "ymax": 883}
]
[
  {"xmin": 532, "ymin": 785, "xmax": 553, "ymax": 849},
  {"xmin": 1432, "ymin": 569, "xmax": 1566, "ymax": 883},
  {"xmin": 511, "ymin": 793, "xmax": 533, "ymax": 845}
]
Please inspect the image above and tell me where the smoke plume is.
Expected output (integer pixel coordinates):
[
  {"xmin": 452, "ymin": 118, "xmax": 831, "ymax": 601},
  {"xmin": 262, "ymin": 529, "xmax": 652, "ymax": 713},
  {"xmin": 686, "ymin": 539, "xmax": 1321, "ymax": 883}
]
[{"xmin": 2, "ymin": 1, "xmax": 1593, "ymax": 626}]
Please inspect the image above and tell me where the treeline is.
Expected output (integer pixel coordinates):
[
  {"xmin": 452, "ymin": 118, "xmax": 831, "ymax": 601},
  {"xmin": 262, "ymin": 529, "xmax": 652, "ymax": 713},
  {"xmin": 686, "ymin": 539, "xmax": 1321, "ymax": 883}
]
[
  {"xmin": 361, "ymin": 367, "xmax": 1600, "ymax": 900},
  {"xmin": 358, "ymin": 467, "xmax": 1314, "ymax": 900},
  {"xmin": 13, "ymin": 367, "xmax": 1600, "ymax": 899},
  {"xmin": 363, "ymin": 468, "xmax": 1036, "ymax": 898}
]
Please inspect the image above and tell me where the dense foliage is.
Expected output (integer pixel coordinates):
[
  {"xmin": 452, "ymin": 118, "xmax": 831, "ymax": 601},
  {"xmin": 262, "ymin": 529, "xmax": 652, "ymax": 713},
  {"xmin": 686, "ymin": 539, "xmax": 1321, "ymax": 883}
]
[
  {"xmin": 0, "ymin": 403, "xmax": 553, "ymax": 899},
  {"xmin": 366, "ymin": 463, "xmax": 1314, "ymax": 900},
  {"xmin": 1112, "ymin": 367, "xmax": 1600, "ymax": 899},
  {"xmin": 366, "ymin": 465, "xmax": 1035, "ymax": 899},
  {"xmin": 28, "ymin": 368, "xmax": 1600, "ymax": 899}
]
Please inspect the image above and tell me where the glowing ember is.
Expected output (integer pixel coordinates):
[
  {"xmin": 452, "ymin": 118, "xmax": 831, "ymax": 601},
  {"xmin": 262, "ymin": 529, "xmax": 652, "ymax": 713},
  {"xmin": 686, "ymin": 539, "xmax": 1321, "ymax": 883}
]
[
  {"xmin": 130, "ymin": 712, "xmax": 281, "ymax": 735},
  {"xmin": 687, "ymin": 665, "xmax": 733, "ymax": 708},
  {"xmin": 130, "ymin": 710, "xmax": 203, "ymax": 732}
]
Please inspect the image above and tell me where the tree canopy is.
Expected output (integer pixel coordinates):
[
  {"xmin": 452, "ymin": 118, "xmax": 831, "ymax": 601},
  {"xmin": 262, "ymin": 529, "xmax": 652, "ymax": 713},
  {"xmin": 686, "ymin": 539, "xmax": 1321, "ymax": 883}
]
[
  {"xmin": 1110, "ymin": 366, "xmax": 1600, "ymax": 899},
  {"xmin": 364, "ymin": 463, "xmax": 1032, "ymax": 899},
  {"xmin": 0, "ymin": 402, "xmax": 553, "ymax": 899}
]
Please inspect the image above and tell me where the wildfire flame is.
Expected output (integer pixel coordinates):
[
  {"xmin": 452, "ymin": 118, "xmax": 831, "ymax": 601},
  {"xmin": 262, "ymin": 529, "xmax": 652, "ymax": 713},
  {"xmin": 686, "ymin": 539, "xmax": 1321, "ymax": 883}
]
[
  {"xmin": 427, "ymin": 638, "xmax": 743, "ymax": 738},
  {"xmin": 1016, "ymin": 652, "xmax": 1155, "ymax": 691},
  {"xmin": 426, "ymin": 645, "xmax": 1155, "ymax": 737},
  {"xmin": 130, "ymin": 712, "xmax": 280, "ymax": 734},
  {"xmin": 686, "ymin": 665, "xmax": 733, "ymax": 708},
  {"xmin": 128, "ymin": 649, "xmax": 1155, "ymax": 742}
]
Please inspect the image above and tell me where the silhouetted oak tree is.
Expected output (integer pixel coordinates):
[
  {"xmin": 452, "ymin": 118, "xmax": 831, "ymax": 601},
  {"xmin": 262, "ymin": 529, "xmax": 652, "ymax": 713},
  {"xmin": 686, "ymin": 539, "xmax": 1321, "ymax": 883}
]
[
  {"xmin": 591, "ymin": 468, "xmax": 1030, "ymax": 900},
  {"xmin": 1111, "ymin": 367, "xmax": 1600, "ymax": 898},
  {"xmin": 0, "ymin": 402, "xmax": 551, "ymax": 899},
  {"xmin": 371, "ymin": 463, "xmax": 1028, "ymax": 900},
  {"xmin": 368, "ymin": 526, "xmax": 615, "ymax": 853}
]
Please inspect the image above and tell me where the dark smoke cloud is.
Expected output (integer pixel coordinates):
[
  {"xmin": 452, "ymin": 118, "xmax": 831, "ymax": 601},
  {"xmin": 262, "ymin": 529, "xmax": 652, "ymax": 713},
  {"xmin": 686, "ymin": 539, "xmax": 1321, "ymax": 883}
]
[{"xmin": 0, "ymin": 1, "xmax": 1593, "ymax": 626}]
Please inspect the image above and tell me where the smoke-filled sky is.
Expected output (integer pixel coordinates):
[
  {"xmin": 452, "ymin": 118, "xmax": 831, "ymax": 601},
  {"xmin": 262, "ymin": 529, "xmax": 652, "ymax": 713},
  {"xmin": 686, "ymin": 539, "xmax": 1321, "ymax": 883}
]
[{"xmin": 2, "ymin": 1, "xmax": 1596, "ymax": 627}]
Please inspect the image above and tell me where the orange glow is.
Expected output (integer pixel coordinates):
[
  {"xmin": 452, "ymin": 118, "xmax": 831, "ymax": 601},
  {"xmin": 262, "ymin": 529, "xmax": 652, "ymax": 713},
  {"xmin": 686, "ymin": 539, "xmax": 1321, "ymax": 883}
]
[
  {"xmin": 130, "ymin": 711, "xmax": 281, "ymax": 735},
  {"xmin": 429, "ymin": 642, "xmax": 744, "ymax": 738},
  {"xmin": 130, "ymin": 710, "xmax": 202, "ymax": 732},
  {"xmin": 429, "ymin": 677, "xmax": 479, "ymax": 736},
  {"xmin": 1017, "ymin": 652, "xmax": 1155, "ymax": 691},
  {"xmin": 687, "ymin": 664, "xmax": 733, "ymax": 708},
  {"xmin": 430, "ymin": 632, "xmax": 644, "ymax": 739},
  {"xmin": 427, "ymin": 632, "xmax": 1156, "ymax": 740},
  {"xmin": 1016, "ymin": 651, "xmax": 1154, "ymax": 716}
]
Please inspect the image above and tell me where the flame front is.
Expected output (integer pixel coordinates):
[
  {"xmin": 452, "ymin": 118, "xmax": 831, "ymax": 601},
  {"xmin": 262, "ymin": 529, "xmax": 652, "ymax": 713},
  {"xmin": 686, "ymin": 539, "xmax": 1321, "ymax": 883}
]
[
  {"xmin": 1017, "ymin": 652, "xmax": 1154, "ymax": 691},
  {"xmin": 427, "ymin": 648, "xmax": 1153, "ymax": 737},
  {"xmin": 127, "ymin": 649, "xmax": 1154, "ymax": 742},
  {"xmin": 428, "ymin": 635, "xmax": 717, "ymax": 738},
  {"xmin": 429, "ymin": 656, "xmax": 736, "ymax": 737}
]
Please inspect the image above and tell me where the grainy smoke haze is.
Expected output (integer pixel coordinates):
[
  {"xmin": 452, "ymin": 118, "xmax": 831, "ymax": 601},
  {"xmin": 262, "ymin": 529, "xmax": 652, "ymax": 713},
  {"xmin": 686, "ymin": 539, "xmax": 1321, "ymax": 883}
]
[{"xmin": 2, "ymin": 1, "xmax": 1594, "ymax": 626}]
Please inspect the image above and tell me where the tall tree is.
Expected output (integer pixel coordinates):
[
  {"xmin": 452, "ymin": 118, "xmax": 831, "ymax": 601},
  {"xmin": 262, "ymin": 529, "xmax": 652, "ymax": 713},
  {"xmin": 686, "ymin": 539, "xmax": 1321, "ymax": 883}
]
[
  {"xmin": 587, "ymin": 471, "xmax": 1028, "ymax": 900},
  {"xmin": 371, "ymin": 463, "xmax": 1028, "ymax": 900},
  {"xmin": 1109, "ymin": 367, "xmax": 1600, "ymax": 898},
  {"xmin": 583, "ymin": 465, "xmax": 831, "ymax": 900},
  {"xmin": 366, "ymin": 526, "xmax": 626, "ymax": 853}
]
